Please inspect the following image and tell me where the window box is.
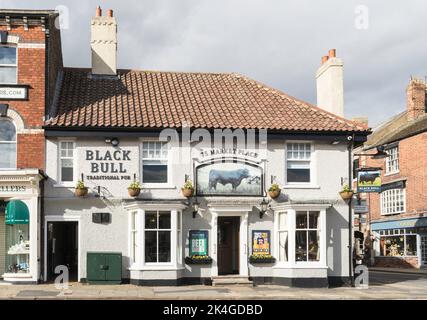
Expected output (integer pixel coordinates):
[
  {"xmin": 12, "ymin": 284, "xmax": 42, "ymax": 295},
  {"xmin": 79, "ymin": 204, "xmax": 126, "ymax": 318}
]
[
  {"xmin": 248, "ymin": 255, "xmax": 276, "ymax": 264},
  {"xmin": 185, "ymin": 255, "xmax": 213, "ymax": 265}
]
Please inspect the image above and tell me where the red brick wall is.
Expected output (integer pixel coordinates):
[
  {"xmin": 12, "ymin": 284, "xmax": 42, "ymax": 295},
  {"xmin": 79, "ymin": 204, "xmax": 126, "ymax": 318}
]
[
  {"xmin": 0, "ymin": 19, "xmax": 62, "ymax": 170},
  {"xmin": 367, "ymin": 132, "xmax": 427, "ymax": 222}
]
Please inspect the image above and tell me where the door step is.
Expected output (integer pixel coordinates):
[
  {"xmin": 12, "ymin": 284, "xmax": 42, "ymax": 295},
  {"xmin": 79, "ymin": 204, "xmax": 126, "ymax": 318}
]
[{"xmin": 211, "ymin": 276, "xmax": 253, "ymax": 287}]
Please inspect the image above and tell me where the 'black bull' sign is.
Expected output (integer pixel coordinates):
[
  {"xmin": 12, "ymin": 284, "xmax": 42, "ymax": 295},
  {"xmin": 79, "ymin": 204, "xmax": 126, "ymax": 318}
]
[
  {"xmin": 196, "ymin": 161, "xmax": 262, "ymax": 196},
  {"xmin": 357, "ymin": 170, "xmax": 381, "ymax": 193}
]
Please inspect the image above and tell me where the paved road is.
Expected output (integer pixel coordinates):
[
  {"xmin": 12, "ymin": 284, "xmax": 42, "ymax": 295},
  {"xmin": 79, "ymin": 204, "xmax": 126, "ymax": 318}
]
[{"xmin": 0, "ymin": 271, "xmax": 426, "ymax": 299}]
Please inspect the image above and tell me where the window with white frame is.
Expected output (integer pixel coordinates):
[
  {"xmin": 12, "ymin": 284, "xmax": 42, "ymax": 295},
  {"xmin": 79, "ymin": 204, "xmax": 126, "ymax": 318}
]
[
  {"xmin": 286, "ymin": 143, "xmax": 311, "ymax": 183},
  {"xmin": 386, "ymin": 146, "xmax": 399, "ymax": 174},
  {"xmin": 381, "ymin": 188, "xmax": 405, "ymax": 215},
  {"xmin": 144, "ymin": 211, "xmax": 171, "ymax": 263},
  {"xmin": 0, "ymin": 46, "xmax": 17, "ymax": 84},
  {"xmin": 379, "ymin": 229, "xmax": 417, "ymax": 257},
  {"xmin": 141, "ymin": 141, "xmax": 169, "ymax": 183},
  {"xmin": 295, "ymin": 211, "xmax": 320, "ymax": 262},
  {"xmin": 130, "ymin": 211, "xmax": 138, "ymax": 264},
  {"xmin": 177, "ymin": 211, "xmax": 182, "ymax": 265},
  {"xmin": 0, "ymin": 118, "xmax": 16, "ymax": 169},
  {"xmin": 277, "ymin": 211, "xmax": 288, "ymax": 262},
  {"xmin": 59, "ymin": 141, "xmax": 75, "ymax": 183}
]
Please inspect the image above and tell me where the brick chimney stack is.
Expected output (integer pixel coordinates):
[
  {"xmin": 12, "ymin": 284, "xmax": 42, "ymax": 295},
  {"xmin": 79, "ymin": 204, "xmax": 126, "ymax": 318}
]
[
  {"xmin": 407, "ymin": 78, "xmax": 427, "ymax": 121},
  {"xmin": 316, "ymin": 49, "xmax": 344, "ymax": 117},
  {"xmin": 91, "ymin": 6, "xmax": 117, "ymax": 76}
]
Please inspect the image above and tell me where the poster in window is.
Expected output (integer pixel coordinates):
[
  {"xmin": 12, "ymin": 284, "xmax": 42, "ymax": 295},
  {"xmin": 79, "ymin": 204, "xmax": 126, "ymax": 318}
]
[
  {"xmin": 189, "ymin": 230, "xmax": 208, "ymax": 256},
  {"xmin": 196, "ymin": 160, "xmax": 263, "ymax": 196},
  {"xmin": 357, "ymin": 169, "xmax": 381, "ymax": 193},
  {"xmin": 252, "ymin": 230, "xmax": 270, "ymax": 255}
]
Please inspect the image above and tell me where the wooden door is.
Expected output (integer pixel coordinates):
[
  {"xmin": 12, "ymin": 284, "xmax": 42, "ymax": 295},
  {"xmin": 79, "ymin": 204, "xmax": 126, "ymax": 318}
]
[{"xmin": 218, "ymin": 217, "xmax": 239, "ymax": 275}]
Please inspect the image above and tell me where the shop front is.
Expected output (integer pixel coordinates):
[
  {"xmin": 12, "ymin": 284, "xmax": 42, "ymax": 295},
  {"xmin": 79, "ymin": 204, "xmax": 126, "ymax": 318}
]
[
  {"xmin": 0, "ymin": 170, "xmax": 44, "ymax": 283},
  {"xmin": 372, "ymin": 217, "xmax": 427, "ymax": 268}
]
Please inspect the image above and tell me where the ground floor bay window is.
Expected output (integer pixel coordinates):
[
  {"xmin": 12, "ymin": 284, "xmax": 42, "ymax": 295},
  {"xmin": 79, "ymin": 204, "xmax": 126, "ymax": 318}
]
[
  {"xmin": 273, "ymin": 205, "xmax": 328, "ymax": 267},
  {"xmin": 126, "ymin": 204, "xmax": 184, "ymax": 270}
]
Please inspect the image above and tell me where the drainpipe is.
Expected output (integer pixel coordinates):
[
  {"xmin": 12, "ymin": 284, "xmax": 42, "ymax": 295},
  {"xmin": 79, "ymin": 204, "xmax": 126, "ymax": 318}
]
[{"xmin": 348, "ymin": 136, "xmax": 354, "ymax": 286}]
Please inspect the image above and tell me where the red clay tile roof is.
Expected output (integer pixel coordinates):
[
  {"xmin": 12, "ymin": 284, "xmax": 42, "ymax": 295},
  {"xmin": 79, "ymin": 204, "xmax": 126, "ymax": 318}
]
[{"xmin": 46, "ymin": 68, "xmax": 368, "ymax": 133}]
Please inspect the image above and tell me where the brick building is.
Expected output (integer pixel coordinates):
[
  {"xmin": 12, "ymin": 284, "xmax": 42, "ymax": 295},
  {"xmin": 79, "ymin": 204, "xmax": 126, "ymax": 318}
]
[
  {"xmin": 355, "ymin": 78, "xmax": 427, "ymax": 268},
  {"xmin": 0, "ymin": 10, "xmax": 62, "ymax": 282}
]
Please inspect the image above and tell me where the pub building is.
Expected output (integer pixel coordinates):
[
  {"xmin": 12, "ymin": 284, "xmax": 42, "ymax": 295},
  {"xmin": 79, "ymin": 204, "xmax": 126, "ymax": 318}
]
[
  {"xmin": 38, "ymin": 7, "xmax": 371, "ymax": 287},
  {"xmin": 0, "ymin": 10, "xmax": 62, "ymax": 283}
]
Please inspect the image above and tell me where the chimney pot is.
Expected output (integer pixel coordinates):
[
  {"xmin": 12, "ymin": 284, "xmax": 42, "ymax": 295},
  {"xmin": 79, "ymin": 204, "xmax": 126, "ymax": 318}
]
[
  {"xmin": 107, "ymin": 9, "xmax": 113, "ymax": 17},
  {"xmin": 96, "ymin": 6, "xmax": 102, "ymax": 17},
  {"xmin": 328, "ymin": 49, "xmax": 336, "ymax": 58},
  {"xmin": 321, "ymin": 56, "xmax": 329, "ymax": 64}
]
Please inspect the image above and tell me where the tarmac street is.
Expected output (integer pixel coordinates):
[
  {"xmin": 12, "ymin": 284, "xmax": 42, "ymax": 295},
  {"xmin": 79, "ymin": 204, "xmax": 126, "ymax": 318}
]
[{"xmin": 0, "ymin": 270, "xmax": 426, "ymax": 300}]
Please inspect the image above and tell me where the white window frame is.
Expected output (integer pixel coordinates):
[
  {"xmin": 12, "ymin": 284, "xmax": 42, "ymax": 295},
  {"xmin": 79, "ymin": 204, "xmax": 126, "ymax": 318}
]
[
  {"xmin": 0, "ymin": 118, "xmax": 17, "ymax": 170},
  {"xmin": 57, "ymin": 139, "xmax": 77, "ymax": 186},
  {"xmin": 273, "ymin": 205, "xmax": 328, "ymax": 269},
  {"xmin": 385, "ymin": 146, "xmax": 399, "ymax": 175},
  {"xmin": 140, "ymin": 139, "xmax": 173, "ymax": 188},
  {"xmin": 284, "ymin": 141, "xmax": 317, "ymax": 188},
  {"xmin": 0, "ymin": 45, "xmax": 18, "ymax": 84},
  {"xmin": 275, "ymin": 211, "xmax": 289, "ymax": 263},
  {"xmin": 380, "ymin": 188, "xmax": 406, "ymax": 215},
  {"xmin": 126, "ymin": 204, "xmax": 185, "ymax": 271},
  {"xmin": 144, "ymin": 210, "xmax": 173, "ymax": 265}
]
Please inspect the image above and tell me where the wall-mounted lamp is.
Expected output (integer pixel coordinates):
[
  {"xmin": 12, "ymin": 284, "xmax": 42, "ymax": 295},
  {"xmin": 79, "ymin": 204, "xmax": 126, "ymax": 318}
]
[
  {"xmin": 259, "ymin": 198, "xmax": 269, "ymax": 219},
  {"xmin": 192, "ymin": 198, "xmax": 200, "ymax": 218},
  {"xmin": 105, "ymin": 137, "xmax": 120, "ymax": 147}
]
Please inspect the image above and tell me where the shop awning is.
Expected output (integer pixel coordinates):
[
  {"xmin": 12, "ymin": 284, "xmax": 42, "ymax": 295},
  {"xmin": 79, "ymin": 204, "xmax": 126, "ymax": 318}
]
[
  {"xmin": 5, "ymin": 200, "xmax": 29, "ymax": 225},
  {"xmin": 371, "ymin": 217, "xmax": 427, "ymax": 231}
]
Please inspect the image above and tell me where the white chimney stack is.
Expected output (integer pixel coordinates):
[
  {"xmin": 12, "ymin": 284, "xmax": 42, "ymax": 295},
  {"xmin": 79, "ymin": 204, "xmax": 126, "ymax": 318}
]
[
  {"xmin": 91, "ymin": 6, "xmax": 117, "ymax": 76},
  {"xmin": 316, "ymin": 49, "xmax": 344, "ymax": 117}
]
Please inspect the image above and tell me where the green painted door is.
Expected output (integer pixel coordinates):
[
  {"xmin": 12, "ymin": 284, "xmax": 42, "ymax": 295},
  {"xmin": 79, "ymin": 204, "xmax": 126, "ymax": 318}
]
[{"xmin": 105, "ymin": 254, "xmax": 122, "ymax": 281}]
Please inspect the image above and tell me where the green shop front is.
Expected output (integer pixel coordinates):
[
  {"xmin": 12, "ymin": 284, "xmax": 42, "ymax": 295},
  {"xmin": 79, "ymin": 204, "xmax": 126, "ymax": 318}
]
[{"xmin": 0, "ymin": 170, "xmax": 44, "ymax": 283}]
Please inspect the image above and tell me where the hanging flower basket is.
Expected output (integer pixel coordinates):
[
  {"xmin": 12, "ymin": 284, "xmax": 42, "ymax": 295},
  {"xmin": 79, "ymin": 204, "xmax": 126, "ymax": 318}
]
[
  {"xmin": 128, "ymin": 188, "xmax": 141, "ymax": 197},
  {"xmin": 182, "ymin": 188, "xmax": 194, "ymax": 198},
  {"xmin": 75, "ymin": 187, "xmax": 88, "ymax": 197},
  {"xmin": 185, "ymin": 255, "xmax": 213, "ymax": 265},
  {"xmin": 268, "ymin": 184, "xmax": 281, "ymax": 199},
  {"xmin": 339, "ymin": 190, "xmax": 354, "ymax": 201},
  {"xmin": 248, "ymin": 254, "xmax": 276, "ymax": 264}
]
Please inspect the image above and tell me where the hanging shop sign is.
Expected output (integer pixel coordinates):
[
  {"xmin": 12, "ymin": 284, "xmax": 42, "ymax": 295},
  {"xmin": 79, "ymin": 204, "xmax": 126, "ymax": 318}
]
[
  {"xmin": 357, "ymin": 169, "xmax": 381, "ymax": 193},
  {"xmin": 0, "ymin": 85, "xmax": 28, "ymax": 100},
  {"xmin": 189, "ymin": 230, "xmax": 208, "ymax": 256},
  {"xmin": 196, "ymin": 160, "xmax": 263, "ymax": 196},
  {"xmin": 252, "ymin": 230, "xmax": 270, "ymax": 255},
  {"xmin": 83, "ymin": 148, "xmax": 134, "ymax": 181}
]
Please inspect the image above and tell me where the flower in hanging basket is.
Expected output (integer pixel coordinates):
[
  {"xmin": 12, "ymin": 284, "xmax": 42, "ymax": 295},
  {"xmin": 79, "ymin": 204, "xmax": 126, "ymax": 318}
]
[
  {"xmin": 128, "ymin": 180, "xmax": 142, "ymax": 197},
  {"xmin": 74, "ymin": 180, "xmax": 88, "ymax": 197},
  {"xmin": 181, "ymin": 180, "xmax": 194, "ymax": 197},
  {"xmin": 339, "ymin": 184, "xmax": 354, "ymax": 201},
  {"xmin": 248, "ymin": 254, "xmax": 276, "ymax": 264},
  {"xmin": 268, "ymin": 184, "xmax": 281, "ymax": 199},
  {"xmin": 185, "ymin": 255, "xmax": 213, "ymax": 265}
]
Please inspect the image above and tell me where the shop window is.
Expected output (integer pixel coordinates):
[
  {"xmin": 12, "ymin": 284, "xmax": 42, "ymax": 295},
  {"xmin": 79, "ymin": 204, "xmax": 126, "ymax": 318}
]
[
  {"xmin": 295, "ymin": 211, "xmax": 320, "ymax": 262},
  {"xmin": 277, "ymin": 211, "xmax": 288, "ymax": 262},
  {"xmin": 385, "ymin": 146, "xmax": 399, "ymax": 174},
  {"xmin": 0, "ymin": 118, "xmax": 16, "ymax": 169},
  {"xmin": 144, "ymin": 211, "xmax": 171, "ymax": 263},
  {"xmin": 0, "ymin": 46, "xmax": 17, "ymax": 84},
  {"xmin": 59, "ymin": 141, "xmax": 75, "ymax": 183},
  {"xmin": 286, "ymin": 143, "xmax": 311, "ymax": 183},
  {"xmin": 379, "ymin": 228, "xmax": 417, "ymax": 257},
  {"xmin": 381, "ymin": 188, "xmax": 405, "ymax": 215},
  {"xmin": 141, "ymin": 141, "xmax": 169, "ymax": 183}
]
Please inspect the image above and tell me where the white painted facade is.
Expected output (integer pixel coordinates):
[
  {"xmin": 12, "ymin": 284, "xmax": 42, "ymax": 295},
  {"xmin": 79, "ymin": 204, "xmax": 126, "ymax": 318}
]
[{"xmin": 43, "ymin": 135, "xmax": 353, "ymax": 286}]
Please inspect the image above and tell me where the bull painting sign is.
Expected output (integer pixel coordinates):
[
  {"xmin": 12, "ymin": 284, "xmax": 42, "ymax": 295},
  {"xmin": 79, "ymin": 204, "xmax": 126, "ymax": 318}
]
[
  {"xmin": 357, "ymin": 169, "xmax": 381, "ymax": 193},
  {"xmin": 196, "ymin": 161, "xmax": 262, "ymax": 196}
]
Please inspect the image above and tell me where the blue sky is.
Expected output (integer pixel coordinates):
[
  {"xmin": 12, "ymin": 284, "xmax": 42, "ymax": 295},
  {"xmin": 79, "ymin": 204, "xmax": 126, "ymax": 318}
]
[{"xmin": 2, "ymin": 0, "xmax": 427, "ymax": 127}]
